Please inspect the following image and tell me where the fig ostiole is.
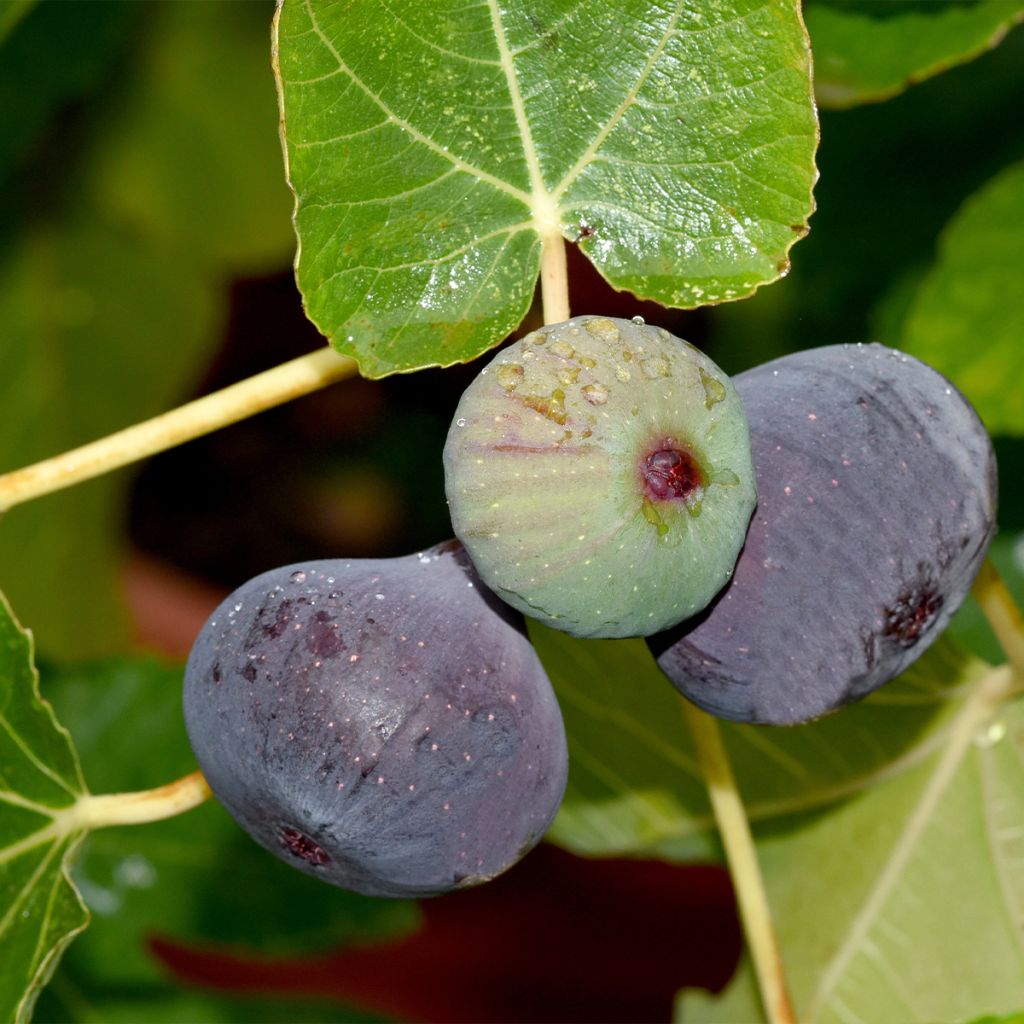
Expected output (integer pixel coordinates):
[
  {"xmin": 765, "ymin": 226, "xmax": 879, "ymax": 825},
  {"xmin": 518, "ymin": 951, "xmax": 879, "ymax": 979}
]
[{"xmin": 443, "ymin": 315, "xmax": 757, "ymax": 639}]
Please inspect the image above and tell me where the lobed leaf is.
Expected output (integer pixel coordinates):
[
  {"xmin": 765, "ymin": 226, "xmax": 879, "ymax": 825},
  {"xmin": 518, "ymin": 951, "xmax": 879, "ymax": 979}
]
[
  {"xmin": 807, "ymin": 0, "xmax": 1024, "ymax": 110},
  {"xmin": 898, "ymin": 160, "xmax": 1024, "ymax": 437},
  {"xmin": 0, "ymin": 591, "xmax": 89, "ymax": 1024},
  {"xmin": 274, "ymin": 0, "xmax": 818, "ymax": 377}
]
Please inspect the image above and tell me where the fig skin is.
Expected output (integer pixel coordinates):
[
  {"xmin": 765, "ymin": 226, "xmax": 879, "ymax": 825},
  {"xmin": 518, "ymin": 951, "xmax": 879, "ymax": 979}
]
[
  {"xmin": 182, "ymin": 541, "xmax": 568, "ymax": 898},
  {"xmin": 650, "ymin": 343, "xmax": 997, "ymax": 726},
  {"xmin": 443, "ymin": 315, "xmax": 757, "ymax": 639}
]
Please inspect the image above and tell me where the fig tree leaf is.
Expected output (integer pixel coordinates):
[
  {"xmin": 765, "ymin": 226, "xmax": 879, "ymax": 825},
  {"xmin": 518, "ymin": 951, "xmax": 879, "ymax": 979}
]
[
  {"xmin": 0, "ymin": 590, "xmax": 90, "ymax": 1024},
  {"xmin": 40, "ymin": 656, "xmax": 418, "ymax": 990},
  {"xmin": 531, "ymin": 622, "xmax": 989, "ymax": 860},
  {"xmin": 807, "ymin": 0, "xmax": 1024, "ymax": 110},
  {"xmin": 680, "ymin": 664, "xmax": 1024, "ymax": 1024},
  {"xmin": 274, "ymin": 0, "xmax": 818, "ymax": 377},
  {"xmin": 896, "ymin": 160, "xmax": 1024, "ymax": 437}
]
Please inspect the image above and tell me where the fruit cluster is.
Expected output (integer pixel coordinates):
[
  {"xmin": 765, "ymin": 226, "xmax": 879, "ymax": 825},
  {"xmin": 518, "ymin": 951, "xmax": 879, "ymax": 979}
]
[{"xmin": 183, "ymin": 316, "xmax": 996, "ymax": 897}]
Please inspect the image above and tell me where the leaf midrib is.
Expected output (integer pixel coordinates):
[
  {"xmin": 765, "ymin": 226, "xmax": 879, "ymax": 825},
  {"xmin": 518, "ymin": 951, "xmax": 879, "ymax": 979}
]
[
  {"xmin": 299, "ymin": 0, "xmax": 688, "ymax": 235},
  {"xmin": 804, "ymin": 664, "xmax": 1018, "ymax": 1021}
]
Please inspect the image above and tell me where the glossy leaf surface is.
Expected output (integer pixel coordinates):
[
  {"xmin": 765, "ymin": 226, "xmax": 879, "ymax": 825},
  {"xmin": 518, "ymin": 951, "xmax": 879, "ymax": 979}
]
[{"xmin": 275, "ymin": 0, "xmax": 818, "ymax": 376}]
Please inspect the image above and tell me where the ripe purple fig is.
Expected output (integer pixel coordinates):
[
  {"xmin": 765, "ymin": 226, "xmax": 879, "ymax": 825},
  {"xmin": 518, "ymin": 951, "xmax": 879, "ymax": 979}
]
[
  {"xmin": 650, "ymin": 343, "xmax": 997, "ymax": 725},
  {"xmin": 183, "ymin": 541, "xmax": 568, "ymax": 897}
]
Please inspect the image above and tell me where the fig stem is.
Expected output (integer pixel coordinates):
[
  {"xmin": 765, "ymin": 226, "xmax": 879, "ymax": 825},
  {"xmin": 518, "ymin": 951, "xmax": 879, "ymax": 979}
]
[
  {"xmin": 539, "ymin": 232, "xmax": 570, "ymax": 324},
  {"xmin": 0, "ymin": 347, "xmax": 357, "ymax": 512},
  {"xmin": 681, "ymin": 698, "xmax": 796, "ymax": 1024},
  {"xmin": 972, "ymin": 559, "xmax": 1024, "ymax": 681},
  {"xmin": 69, "ymin": 770, "xmax": 212, "ymax": 830}
]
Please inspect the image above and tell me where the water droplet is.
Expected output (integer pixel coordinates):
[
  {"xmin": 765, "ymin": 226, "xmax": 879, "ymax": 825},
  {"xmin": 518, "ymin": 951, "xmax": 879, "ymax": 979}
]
[
  {"xmin": 631, "ymin": 315, "xmax": 645, "ymax": 325},
  {"xmin": 550, "ymin": 339, "xmax": 575, "ymax": 359},
  {"xmin": 456, "ymin": 417, "xmax": 466, "ymax": 427},
  {"xmin": 496, "ymin": 363, "xmax": 524, "ymax": 391},
  {"xmin": 700, "ymin": 367, "xmax": 726, "ymax": 409},
  {"xmin": 585, "ymin": 318, "xmax": 620, "ymax": 342},
  {"xmin": 641, "ymin": 356, "xmax": 669, "ymax": 379},
  {"xmin": 290, "ymin": 571, "xmax": 307, "ymax": 584}
]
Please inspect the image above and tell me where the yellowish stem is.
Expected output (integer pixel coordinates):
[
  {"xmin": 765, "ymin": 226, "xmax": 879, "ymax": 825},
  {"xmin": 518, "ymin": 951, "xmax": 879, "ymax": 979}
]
[
  {"xmin": 972, "ymin": 559, "xmax": 1024, "ymax": 681},
  {"xmin": 0, "ymin": 347, "xmax": 358, "ymax": 512},
  {"xmin": 539, "ymin": 232, "xmax": 570, "ymax": 324},
  {"xmin": 71, "ymin": 770, "xmax": 212, "ymax": 830},
  {"xmin": 681, "ymin": 698, "xmax": 796, "ymax": 1024}
]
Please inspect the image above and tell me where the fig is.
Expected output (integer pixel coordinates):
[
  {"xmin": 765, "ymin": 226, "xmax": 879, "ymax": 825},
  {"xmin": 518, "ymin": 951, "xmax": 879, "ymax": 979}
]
[
  {"xmin": 183, "ymin": 541, "xmax": 568, "ymax": 898},
  {"xmin": 443, "ymin": 316, "xmax": 757, "ymax": 639},
  {"xmin": 650, "ymin": 343, "xmax": 997, "ymax": 725}
]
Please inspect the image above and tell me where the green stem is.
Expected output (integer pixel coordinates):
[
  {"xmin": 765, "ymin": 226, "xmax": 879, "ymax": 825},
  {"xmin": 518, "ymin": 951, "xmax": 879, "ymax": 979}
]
[
  {"xmin": 70, "ymin": 770, "xmax": 212, "ymax": 830},
  {"xmin": 0, "ymin": 347, "xmax": 358, "ymax": 512},
  {"xmin": 972, "ymin": 558, "xmax": 1024, "ymax": 681},
  {"xmin": 681, "ymin": 698, "xmax": 796, "ymax": 1024}
]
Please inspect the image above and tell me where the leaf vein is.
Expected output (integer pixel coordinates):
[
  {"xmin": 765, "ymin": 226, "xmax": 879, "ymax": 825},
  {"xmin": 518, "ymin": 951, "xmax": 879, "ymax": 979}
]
[{"xmin": 300, "ymin": 0, "xmax": 530, "ymax": 207}]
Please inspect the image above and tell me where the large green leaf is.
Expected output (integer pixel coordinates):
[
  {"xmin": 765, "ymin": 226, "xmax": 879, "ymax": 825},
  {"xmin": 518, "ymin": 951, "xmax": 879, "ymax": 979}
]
[
  {"xmin": 682, "ymin": 662, "xmax": 1024, "ymax": 1023},
  {"xmin": 807, "ymin": 0, "xmax": 1024, "ymax": 109},
  {"xmin": 274, "ymin": 0, "xmax": 818, "ymax": 377},
  {"xmin": 533, "ymin": 621, "xmax": 989, "ymax": 860},
  {"xmin": 40, "ymin": 656, "xmax": 418, "ymax": 991},
  {"xmin": 895, "ymin": 160, "xmax": 1024, "ymax": 437},
  {"xmin": 0, "ymin": 591, "xmax": 89, "ymax": 1024}
]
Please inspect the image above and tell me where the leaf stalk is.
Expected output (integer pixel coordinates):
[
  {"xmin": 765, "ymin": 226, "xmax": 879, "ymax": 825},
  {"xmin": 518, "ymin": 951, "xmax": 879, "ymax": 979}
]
[
  {"xmin": 0, "ymin": 347, "xmax": 358, "ymax": 512},
  {"xmin": 70, "ymin": 770, "xmax": 212, "ymax": 830},
  {"xmin": 972, "ymin": 558, "xmax": 1024, "ymax": 682},
  {"xmin": 681, "ymin": 698, "xmax": 797, "ymax": 1024},
  {"xmin": 539, "ymin": 232, "xmax": 571, "ymax": 324}
]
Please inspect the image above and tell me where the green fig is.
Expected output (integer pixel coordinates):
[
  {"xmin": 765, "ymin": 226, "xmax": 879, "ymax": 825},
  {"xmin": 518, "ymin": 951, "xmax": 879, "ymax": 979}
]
[{"xmin": 443, "ymin": 315, "xmax": 756, "ymax": 639}]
